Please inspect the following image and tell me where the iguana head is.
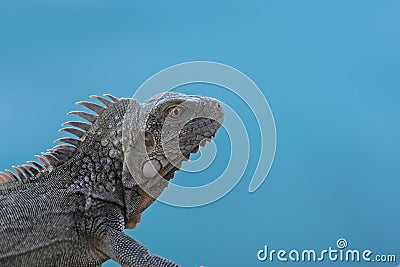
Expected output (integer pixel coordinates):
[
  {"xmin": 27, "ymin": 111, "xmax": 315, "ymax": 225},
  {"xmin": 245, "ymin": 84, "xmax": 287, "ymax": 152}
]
[
  {"xmin": 143, "ymin": 92, "xmax": 224, "ymax": 179},
  {"xmin": 122, "ymin": 92, "xmax": 224, "ymax": 194}
]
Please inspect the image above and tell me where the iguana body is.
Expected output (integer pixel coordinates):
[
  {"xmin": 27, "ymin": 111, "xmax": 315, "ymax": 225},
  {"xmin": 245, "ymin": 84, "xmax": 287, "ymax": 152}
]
[{"xmin": 0, "ymin": 92, "xmax": 224, "ymax": 267}]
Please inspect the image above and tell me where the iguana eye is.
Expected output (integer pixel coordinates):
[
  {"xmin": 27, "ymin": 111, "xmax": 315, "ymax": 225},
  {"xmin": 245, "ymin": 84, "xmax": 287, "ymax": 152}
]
[{"xmin": 167, "ymin": 106, "xmax": 184, "ymax": 118}]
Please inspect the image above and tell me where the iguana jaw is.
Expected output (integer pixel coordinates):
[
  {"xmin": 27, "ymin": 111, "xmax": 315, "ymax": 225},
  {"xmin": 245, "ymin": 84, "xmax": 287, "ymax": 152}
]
[
  {"xmin": 160, "ymin": 133, "xmax": 217, "ymax": 181},
  {"xmin": 149, "ymin": 115, "xmax": 223, "ymax": 181}
]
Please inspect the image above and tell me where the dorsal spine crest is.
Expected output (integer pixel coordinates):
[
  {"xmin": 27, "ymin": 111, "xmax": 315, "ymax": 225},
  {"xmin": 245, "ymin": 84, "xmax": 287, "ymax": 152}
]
[{"xmin": 0, "ymin": 94, "xmax": 122, "ymax": 187}]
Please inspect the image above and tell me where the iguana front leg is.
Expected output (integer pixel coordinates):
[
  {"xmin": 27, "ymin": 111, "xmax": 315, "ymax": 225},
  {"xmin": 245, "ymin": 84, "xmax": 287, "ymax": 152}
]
[{"xmin": 98, "ymin": 227, "xmax": 180, "ymax": 267}]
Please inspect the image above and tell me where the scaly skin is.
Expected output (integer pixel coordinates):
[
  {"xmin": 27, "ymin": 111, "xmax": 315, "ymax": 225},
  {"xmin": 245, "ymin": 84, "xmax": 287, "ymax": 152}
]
[{"xmin": 0, "ymin": 92, "xmax": 224, "ymax": 267}]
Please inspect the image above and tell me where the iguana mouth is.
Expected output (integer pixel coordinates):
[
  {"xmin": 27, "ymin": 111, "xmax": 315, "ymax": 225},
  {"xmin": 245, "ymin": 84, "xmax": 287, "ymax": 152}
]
[
  {"xmin": 140, "ymin": 132, "xmax": 218, "ymax": 181},
  {"xmin": 161, "ymin": 132, "xmax": 218, "ymax": 181},
  {"xmin": 186, "ymin": 135, "xmax": 213, "ymax": 156}
]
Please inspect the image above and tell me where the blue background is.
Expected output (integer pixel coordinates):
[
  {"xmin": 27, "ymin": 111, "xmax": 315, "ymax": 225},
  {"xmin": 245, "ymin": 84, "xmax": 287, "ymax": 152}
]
[{"xmin": 0, "ymin": 1, "xmax": 399, "ymax": 266}]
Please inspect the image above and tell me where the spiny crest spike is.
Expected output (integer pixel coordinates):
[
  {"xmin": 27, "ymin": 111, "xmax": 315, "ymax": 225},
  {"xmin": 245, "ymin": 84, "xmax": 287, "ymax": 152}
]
[
  {"xmin": 41, "ymin": 152, "xmax": 60, "ymax": 167},
  {"xmin": 50, "ymin": 151, "xmax": 70, "ymax": 161},
  {"xmin": 51, "ymin": 144, "xmax": 76, "ymax": 150},
  {"xmin": 76, "ymin": 101, "xmax": 105, "ymax": 114},
  {"xmin": 23, "ymin": 164, "xmax": 39, "ymax": 176},
  {"xmin": 50, "ymin": 145, "xmax": 77, "ymax": 160},
  {"xmin": 59, "ymin": 128, "xmax": 85, "ymax": 138},
  {"xmin": 35, "ymin": 155, "xmax": 50, "ymax": 168},
  {"xmin": 54, "ymin": 137, "xmax": 80, "ymax": 147},
  {"xmin": 28, "ymin": 161, "xmax": 44, "ymax": 171},
  {"xmin": 62, "ymin": 121, "xmax": 91, "ymax": 131},
  {"xmin": 103, "ymin": 94, "xmax": 119, "ymax": 102},
  {"xmin": 90, "ymin": 95, "xmax": 113, "ymax": 107},
  {"xmin": 68, "ymin": 111, "xmax": 97, "ymax": 123},
  {"xmin": 0, "ymin": 172, "xmax": 10, "ymax": 183},
  {"xmin": 12, "ymin": 166, "xmax": 25, "ymax": 181},
  {"xmin": 19, "ymin": 165, "xmax": 34, "ymax": 178},
  {"xmin": 6, "ymin": 169, "xmax": 18, "ymax": 181}
]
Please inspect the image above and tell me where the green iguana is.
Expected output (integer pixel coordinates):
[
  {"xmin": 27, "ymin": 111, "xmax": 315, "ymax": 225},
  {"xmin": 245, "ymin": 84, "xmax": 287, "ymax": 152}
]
[{"xmin": 0, "ymin": 92, "xmax": 224, "ymax": 267}]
